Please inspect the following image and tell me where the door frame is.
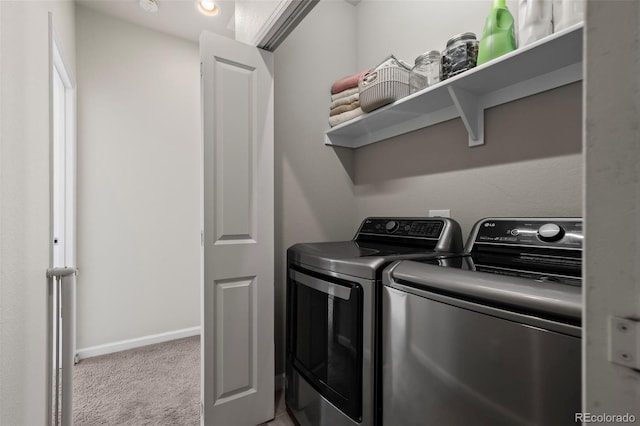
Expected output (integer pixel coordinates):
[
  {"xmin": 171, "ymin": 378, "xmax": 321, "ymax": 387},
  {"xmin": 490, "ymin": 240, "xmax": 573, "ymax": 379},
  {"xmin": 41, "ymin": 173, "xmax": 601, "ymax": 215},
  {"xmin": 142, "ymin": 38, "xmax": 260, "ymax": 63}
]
[
  {"xmin": 50, "ymin": 12, "xmax": 77, "ymax": 345},
  {"xmin": 50, "ymin": 16, "xmax": 77, "ymax": 269},
  {"xmin": 48, "ymin": 12, "xmax": 77, "ymax": 424}
]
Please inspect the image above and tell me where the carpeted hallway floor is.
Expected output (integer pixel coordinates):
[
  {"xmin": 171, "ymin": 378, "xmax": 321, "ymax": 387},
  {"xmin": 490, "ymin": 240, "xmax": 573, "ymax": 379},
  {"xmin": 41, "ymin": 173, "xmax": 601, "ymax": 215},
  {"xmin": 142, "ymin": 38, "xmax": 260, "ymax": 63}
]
[
  {"xmin": 73, "ymin": 336, "xmax": 200, "ymax": 425},
  {"xmin": 73, "ymin": 336, "xmax": 295, "ymax": 425}
]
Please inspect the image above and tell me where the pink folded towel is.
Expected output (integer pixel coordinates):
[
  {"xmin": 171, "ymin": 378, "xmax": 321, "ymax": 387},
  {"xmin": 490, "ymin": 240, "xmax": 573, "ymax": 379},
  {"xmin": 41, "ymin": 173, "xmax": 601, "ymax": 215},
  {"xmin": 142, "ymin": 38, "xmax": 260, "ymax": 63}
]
[{"xmin": 331, "ymin": 69, "xmax": 371, "ymax": 94}]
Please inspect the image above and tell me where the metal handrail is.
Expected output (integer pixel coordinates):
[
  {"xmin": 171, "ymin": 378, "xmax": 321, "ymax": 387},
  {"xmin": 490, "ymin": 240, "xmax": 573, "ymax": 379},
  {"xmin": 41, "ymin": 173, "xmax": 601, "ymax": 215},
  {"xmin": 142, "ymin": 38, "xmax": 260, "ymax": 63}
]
[
  {"xmin": 47, "ymin": 267, "xmax": 77, "ymax": 278},
  {"xmin": 47, "ymin": 267, "xmax": 77, "ymax": 426}
]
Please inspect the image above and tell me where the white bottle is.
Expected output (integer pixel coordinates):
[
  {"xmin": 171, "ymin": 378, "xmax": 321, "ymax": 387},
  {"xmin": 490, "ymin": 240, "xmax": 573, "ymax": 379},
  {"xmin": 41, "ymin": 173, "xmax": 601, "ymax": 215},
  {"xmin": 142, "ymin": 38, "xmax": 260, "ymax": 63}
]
[
  {"xmin": 518, "ymin": 0, "xmax": 553, "ymax": 46},
  {"xmin": 553, "ymin": 0, "xmax": 586, "ymax": 32}
]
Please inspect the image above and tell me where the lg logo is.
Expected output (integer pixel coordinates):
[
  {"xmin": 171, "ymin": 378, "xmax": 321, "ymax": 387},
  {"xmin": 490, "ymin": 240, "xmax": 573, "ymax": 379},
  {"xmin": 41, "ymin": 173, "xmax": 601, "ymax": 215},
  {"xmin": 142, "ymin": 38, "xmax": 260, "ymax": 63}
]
[{"xmin": 484, "ymin": 222, "xmax": 496, "ymax": 228}]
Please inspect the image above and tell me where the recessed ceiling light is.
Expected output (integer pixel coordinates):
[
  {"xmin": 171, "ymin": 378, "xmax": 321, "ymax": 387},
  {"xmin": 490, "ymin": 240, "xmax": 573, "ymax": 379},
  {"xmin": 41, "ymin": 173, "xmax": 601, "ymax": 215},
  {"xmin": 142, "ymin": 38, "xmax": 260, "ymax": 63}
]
[
  {"xmin": 197, "ymin": 0, "xmax": 219, "ymax": 16},
  {"xmin": 139, "ymin": 0, "xmax": 159, "ymax": 13}
]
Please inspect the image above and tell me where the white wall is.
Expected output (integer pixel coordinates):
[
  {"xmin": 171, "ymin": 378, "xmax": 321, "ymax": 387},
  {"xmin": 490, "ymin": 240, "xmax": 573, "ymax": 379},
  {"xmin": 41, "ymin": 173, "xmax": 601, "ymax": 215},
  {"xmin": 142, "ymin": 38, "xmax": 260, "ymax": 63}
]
[
  {"xmin": 583, "ymin": 0, "xmax": 640, "ymax": 416},
  {"xmin": 351, "ymin": 0, "xmax": 582, "ymax": 236},
  {"xmin": 0, "ymin": 1, "xmax": 76, "ymax": 424},
  {"xmin": 273, "ymin": 0, "xmax": 358, "ymax": 376},
  {"xmin": 355, "ymin": 0, "xmax": 519, "ymax": 70},
  {"xmin": 75, "ymin": 6, "xmax": 201, "ymax": 351},
  {"xmin": 352, "ymin": 82, "xmax": 583, "ymax": 236}
]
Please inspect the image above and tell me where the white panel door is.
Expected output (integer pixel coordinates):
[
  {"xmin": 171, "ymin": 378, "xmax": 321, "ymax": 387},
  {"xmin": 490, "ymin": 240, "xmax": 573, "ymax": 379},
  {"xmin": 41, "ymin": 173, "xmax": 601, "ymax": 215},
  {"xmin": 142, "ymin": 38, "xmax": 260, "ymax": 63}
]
[{"xmin": 200, "ymin": 31, "xmax": 274, "ymax": 426}]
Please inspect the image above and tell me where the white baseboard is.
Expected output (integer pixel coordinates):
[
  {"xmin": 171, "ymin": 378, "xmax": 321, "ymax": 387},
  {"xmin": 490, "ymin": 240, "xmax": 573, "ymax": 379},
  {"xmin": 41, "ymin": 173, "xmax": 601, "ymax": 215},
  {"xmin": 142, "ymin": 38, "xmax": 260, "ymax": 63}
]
[
  {"xmin": 76, "ymin": 326, "xmax": 201, "ymax": 360},
  {"xmin": 275, "ymin": 373, "xmax": 286, "ymax": 390}
]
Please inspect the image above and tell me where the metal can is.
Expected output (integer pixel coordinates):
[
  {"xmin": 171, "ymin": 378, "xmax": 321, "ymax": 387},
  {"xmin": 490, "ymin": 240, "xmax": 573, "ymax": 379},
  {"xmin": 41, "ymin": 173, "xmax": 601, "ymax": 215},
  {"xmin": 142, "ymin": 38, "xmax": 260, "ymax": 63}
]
[
  {"xmin": 409, "ymin": 50, "xmax": 441, "ymax": 94},
  {"xmin": 441, "ymin": 32, "xmax": 479, "ymax": 80}
]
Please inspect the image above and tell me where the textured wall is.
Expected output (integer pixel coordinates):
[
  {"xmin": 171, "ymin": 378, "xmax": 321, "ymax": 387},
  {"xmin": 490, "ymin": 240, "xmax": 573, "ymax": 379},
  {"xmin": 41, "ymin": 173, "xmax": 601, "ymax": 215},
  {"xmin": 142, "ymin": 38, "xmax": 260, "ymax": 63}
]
[
  {"xmin": 352, "ymin": 0, "xmax": 582, "ymax": 236},
  {"xmin": 0, "ymin": 1, "xmax": 76, "ymax": 424},
  {"xmin": 273, "ymin": 0, "xmax": 358, "ymax": 377},
  {"xmin": 353, "ymin": 82, "xmax": 583, "ymax": 237},
  {"xmin": 355, "ymin": 0, "xmax": 519, "ymax": 71},
  {"xmin": 76, "ymin": 6, "xmax": 200, "ymax": 350}
]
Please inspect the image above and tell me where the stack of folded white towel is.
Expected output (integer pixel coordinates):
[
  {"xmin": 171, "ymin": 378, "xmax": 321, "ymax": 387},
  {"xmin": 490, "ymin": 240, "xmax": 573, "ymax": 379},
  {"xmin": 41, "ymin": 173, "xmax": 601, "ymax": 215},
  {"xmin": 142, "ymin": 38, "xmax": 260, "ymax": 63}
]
[{"xmin": 328, "ymin": 69, "xmax": 369, "ymax": 127}]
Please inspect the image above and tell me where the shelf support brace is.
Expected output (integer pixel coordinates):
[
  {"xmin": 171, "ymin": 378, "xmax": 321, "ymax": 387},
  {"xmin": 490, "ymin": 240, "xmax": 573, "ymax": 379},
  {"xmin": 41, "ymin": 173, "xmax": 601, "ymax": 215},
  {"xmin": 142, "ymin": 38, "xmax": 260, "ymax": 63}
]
[{"xmin": 448, "ymin": 86, "xmax": 484, "ymax": 147}]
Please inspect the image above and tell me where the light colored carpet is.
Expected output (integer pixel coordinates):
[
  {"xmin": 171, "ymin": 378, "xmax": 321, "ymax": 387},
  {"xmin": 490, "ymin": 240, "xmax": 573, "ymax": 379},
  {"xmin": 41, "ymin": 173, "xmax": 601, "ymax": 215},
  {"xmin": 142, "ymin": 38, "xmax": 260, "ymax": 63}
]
[{"xmin": 73, "ymin": 336, "xmax": 200, "ymax": 425}]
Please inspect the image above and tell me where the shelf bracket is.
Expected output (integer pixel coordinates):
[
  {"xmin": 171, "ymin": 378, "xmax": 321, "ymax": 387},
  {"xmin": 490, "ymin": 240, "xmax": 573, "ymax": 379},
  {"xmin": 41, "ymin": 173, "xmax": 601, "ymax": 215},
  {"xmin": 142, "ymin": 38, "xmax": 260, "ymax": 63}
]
[{"xmin": 448, "ymin": 86, "xmax": 484, "ymax": 147}]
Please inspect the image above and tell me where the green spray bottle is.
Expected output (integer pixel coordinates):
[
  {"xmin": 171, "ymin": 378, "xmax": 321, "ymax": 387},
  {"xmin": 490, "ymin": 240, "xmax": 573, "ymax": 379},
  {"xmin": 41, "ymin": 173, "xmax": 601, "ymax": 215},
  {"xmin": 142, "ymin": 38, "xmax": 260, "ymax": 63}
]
[{"xmin": 477, "ymin": 0, "xmax": 517, "ymax": 65}]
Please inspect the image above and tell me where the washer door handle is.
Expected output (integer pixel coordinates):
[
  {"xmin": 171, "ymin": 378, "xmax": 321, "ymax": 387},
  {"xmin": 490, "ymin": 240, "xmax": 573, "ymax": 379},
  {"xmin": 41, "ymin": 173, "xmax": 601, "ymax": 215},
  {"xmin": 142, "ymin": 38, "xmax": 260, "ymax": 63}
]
[{"xmin": 290, "ymin": 270, "xmax": 352, "ymax": 301}]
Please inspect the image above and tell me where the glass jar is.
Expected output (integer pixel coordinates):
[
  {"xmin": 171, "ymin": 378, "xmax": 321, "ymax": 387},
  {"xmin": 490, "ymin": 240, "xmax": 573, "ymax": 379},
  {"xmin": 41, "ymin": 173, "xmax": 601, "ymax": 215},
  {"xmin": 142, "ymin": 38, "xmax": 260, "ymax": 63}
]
[
  {"xmin": 441, "ymin": 32, "xmax": 479, "ymax": 80},
  {"xmin": 409, "ymin": 50, "xmax": 441, "ymax": 94}
]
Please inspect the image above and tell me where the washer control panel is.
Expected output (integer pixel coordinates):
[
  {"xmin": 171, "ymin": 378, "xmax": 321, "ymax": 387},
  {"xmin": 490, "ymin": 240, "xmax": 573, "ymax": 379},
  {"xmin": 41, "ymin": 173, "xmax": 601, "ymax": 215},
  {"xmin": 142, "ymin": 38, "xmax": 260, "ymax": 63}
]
[
  {"xmin": 472, "ymin": 218, "xmax": 582, "ymax": 249},
  {"xmin": 359, "ymin": 218, "xmax": 444, "ymax": 239}
]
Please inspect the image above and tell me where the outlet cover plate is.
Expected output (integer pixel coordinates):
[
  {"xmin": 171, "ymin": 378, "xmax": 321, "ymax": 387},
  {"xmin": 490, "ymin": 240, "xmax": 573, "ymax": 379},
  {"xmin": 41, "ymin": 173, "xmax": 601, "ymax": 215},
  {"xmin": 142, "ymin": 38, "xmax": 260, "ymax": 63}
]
[{"xmin": 429, "ymin": 209, "xmax": 450, "ymax": 218}]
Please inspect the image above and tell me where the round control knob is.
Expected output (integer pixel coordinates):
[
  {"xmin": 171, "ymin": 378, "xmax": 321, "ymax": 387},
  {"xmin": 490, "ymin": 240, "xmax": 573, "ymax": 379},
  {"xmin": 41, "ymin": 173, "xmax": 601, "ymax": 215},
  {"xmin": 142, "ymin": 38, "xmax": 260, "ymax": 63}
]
[
  {"xmin": 537, "ymin": 223, "xmax": 564, "ymax": 242},
  {"xmin": 385, "ymin": 220, "xmax": 399, "ymax": 233}
]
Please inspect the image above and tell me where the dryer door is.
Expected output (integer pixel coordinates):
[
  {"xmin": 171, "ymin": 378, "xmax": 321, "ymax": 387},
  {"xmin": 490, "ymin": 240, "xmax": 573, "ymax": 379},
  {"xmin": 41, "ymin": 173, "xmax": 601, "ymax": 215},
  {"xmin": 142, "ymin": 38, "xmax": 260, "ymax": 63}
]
[{"xmin": 287, "ymin": 267, "xmax": 364, "ymax": 422}]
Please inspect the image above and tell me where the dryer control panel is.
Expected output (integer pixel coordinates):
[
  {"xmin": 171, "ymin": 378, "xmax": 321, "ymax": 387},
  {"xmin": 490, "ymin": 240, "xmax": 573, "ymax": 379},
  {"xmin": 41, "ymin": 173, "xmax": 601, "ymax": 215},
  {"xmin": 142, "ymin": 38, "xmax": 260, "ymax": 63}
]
[
  {"xmin": 358, "ymin": 218, "xmax": 444, "ymax": 239},
  {"xmin": 355, "ymin": 217, "xmax": 463, "ymax": 253}
]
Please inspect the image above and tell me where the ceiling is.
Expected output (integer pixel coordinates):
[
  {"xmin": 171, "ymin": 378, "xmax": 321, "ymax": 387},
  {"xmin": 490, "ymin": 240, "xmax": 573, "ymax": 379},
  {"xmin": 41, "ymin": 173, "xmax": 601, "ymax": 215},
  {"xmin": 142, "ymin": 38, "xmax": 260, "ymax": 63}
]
[{"xmin": 76, "ymin": 0, "xmax": 236, "ymax": 42}]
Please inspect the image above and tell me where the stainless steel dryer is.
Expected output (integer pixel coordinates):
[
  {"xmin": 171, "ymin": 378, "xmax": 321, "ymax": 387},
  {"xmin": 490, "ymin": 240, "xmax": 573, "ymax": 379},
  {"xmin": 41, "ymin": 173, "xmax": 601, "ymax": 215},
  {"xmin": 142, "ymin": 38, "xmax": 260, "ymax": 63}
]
[
  {"xmin": 382, "ymin": 217, "xmax": 583, "ymax": 426},
  {"xmin": 286, "ymin": 217, "xmax": 464, "ymax": 426}
]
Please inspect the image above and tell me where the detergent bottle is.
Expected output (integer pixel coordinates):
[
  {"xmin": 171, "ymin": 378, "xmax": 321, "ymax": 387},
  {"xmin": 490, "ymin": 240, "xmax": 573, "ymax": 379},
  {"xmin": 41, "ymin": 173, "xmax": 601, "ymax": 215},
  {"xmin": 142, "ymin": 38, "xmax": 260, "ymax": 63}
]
[
  {"xmin": 477, "ymin": 0, "xmax": 517, "ymax": 65},
  {"xmin": 518, "ymin": 0, "xmax": 553, "ymax": 47}
]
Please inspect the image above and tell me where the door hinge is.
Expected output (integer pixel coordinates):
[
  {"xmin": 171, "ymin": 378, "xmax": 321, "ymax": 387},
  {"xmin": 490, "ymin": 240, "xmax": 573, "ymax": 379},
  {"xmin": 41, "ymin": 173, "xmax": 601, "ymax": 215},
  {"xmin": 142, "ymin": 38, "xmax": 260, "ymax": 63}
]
[
  {"xmin": 200, "ymin": 62, "xmax": 203, "ymax": 78},
  {"xmin": 201, "ymin": 231, "xmax": 204, "ymax": 246},
  {"xmin": 609, "ymin": 316, "xmax": 640, "ymax": 371}
]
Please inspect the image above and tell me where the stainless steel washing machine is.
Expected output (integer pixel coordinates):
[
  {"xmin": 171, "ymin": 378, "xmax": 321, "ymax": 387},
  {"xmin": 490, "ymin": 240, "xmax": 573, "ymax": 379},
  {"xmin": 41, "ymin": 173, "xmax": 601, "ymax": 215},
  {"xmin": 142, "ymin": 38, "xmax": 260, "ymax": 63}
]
[
  {"xmin": 286, "ymin": 217, "xmax": 464, "ymax": 426},
  {"xmin": 382, "ymin": 218, "xmax": 582, "ymax": 426}
]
